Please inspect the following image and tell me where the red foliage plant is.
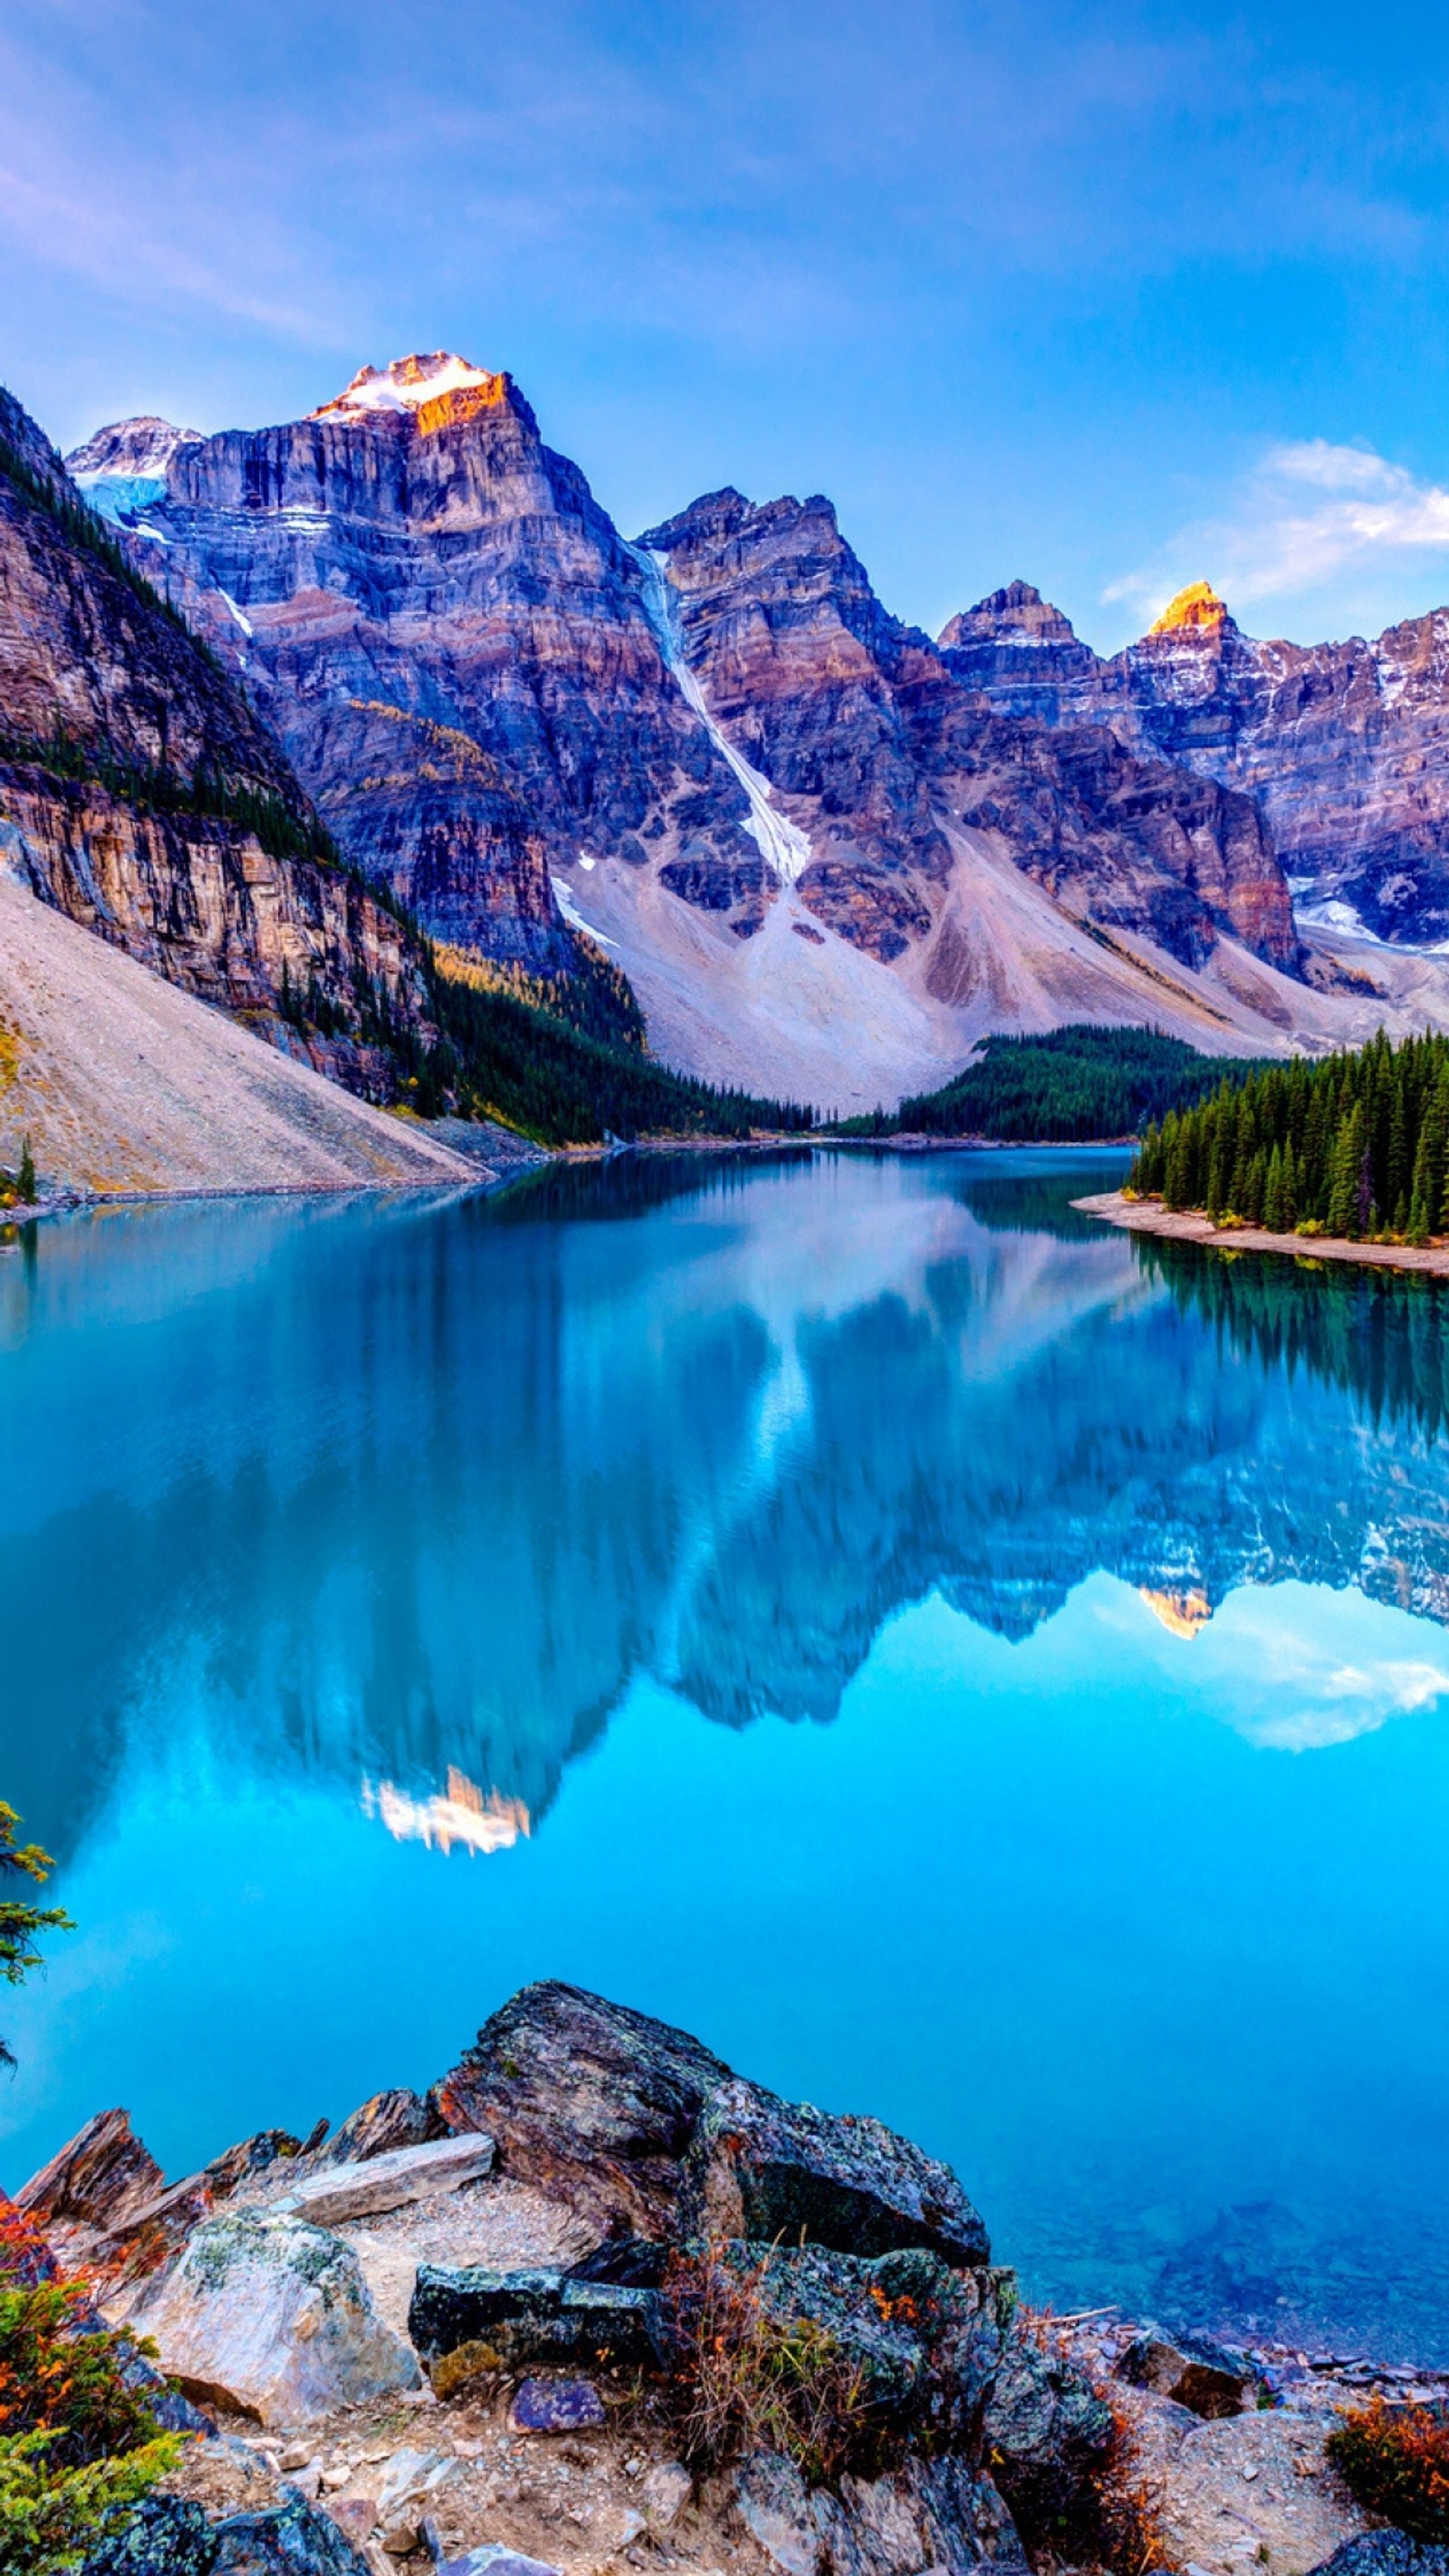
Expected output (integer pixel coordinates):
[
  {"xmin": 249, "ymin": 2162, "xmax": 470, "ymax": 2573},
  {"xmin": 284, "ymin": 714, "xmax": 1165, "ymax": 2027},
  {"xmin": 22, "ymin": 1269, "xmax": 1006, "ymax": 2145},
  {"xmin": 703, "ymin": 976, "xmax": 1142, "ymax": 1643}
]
[{"xmin": 1328, "ymin": 2398, "xmax": 1449, "ymax": 2543}]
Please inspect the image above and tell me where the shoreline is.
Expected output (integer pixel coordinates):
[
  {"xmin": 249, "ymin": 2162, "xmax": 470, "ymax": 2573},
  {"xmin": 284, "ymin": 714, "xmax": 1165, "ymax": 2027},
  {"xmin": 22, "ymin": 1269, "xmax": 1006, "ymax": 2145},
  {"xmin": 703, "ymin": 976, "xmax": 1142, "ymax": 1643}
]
[
  {"xmin": 17, "ymin": 1983, "xmax": 1446, "ymax": 2576},
  {"xmin": 1076, "ymin": 1188, "xmax": 1449, "ymax": 1277}
]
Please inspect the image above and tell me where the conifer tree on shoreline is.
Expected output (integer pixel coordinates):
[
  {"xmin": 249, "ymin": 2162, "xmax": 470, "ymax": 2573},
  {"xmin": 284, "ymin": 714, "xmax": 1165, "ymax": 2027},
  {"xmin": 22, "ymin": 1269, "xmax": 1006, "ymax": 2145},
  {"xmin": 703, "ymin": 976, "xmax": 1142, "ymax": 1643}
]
[{"xmin": 1130, "ymin": 1032, "xmax": 1449, "ymax": 1243}]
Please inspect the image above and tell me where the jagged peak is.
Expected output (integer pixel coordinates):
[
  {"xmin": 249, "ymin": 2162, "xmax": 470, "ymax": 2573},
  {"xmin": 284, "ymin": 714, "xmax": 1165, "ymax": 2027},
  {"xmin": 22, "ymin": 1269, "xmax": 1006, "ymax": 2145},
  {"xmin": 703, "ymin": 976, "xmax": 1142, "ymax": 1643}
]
[
  {"xmin": 66, "ymin": 417, "xmax": 203, "ymax": 481},
  {"xmin": 938, "ymin": 581, "xmax": 1081, "ymax": 650},
  {"xmin": 1147, "ymin": 581, "xmax": 1231, "ymax": 638},
  {"xmin": 310, "ymin": 353, "xmax": 513, "ymax": 428}
]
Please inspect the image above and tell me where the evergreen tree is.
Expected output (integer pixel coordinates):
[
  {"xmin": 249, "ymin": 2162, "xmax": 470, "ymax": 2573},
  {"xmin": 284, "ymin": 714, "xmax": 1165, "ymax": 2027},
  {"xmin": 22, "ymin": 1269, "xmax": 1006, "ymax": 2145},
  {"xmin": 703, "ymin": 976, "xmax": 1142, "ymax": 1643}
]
[
  {"xmin": 16, "ymin": 1137, "xmax": 34, "ymax": 1206},
  {"xmin": 1263, "ymin": 1142, "xmax": 1287, "ymax": 1233},
  {"xmin": 1327, "ymin": 1106, "xmax": 1366, "ymax": 1238}
]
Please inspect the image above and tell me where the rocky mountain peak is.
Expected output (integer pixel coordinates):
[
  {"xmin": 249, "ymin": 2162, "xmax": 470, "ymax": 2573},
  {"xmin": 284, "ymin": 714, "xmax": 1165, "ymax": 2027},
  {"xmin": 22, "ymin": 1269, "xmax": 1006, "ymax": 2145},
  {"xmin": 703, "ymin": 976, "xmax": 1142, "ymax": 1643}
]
[
  {"xmin": 66, "ymin": 416, "xmax": 203, "ymax": 483},
  {"xmin": 1147, "ymin": 581, "xmax": 1233, "ymax": 639},
  {"xmin": 938, "ymin": 581, "xmax": 1082, "ymax": 652},
  {"xmin": 309, "ymin": 352, "xmax": 514, "ymax": 435}
]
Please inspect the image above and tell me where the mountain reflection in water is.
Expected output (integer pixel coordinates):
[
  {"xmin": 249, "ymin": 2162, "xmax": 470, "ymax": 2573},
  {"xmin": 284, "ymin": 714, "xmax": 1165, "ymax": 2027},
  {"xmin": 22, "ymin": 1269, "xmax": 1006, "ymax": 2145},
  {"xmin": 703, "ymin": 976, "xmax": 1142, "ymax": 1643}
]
[{"xmin": 2, "ymin": 1149, "xmax": 1448, "ymax": 2361}]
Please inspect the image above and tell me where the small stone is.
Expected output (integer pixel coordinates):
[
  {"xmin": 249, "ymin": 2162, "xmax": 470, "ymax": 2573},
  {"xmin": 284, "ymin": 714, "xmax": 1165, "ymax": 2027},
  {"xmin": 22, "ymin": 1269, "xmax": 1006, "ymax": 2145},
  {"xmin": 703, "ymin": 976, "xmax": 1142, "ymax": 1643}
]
[
  {"xmin": 617, "ymin": 2510, "xmax": 646, "ymax": 2548},
  {"xmin": 510, "ymin": 2377, "xmax": 607, "ymax": 2434},
  {"xmin": 331, "ymin": 2494, "xmax": 379, "ymax": 2543},
  {"xmin": 380, "ymin": 2522, "xmax": 419, "ymax": 2555},
  {"xmin": 280, "ymin": 2443, "xmax": 312, "ymax": 2471},
  {"xmin": 321, "ymin": 2462, "xmax": 352, "ymax": 2489},
  {"xmin": 286, "ymin": 2467, "xmax": 322, "ymax": 2504},
  {"xmin": 642, "ymin": 2462, "xmax": 692, "ymax": 2530}
]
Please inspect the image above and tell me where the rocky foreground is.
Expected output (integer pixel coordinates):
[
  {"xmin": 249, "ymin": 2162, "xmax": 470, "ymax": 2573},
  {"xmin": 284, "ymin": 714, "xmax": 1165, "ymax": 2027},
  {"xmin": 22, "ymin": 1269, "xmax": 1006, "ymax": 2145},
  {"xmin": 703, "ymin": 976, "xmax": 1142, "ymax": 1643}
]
[{"xmin": 13, "ymin": 1984, "xmax": 1449, "ymax": 2576}]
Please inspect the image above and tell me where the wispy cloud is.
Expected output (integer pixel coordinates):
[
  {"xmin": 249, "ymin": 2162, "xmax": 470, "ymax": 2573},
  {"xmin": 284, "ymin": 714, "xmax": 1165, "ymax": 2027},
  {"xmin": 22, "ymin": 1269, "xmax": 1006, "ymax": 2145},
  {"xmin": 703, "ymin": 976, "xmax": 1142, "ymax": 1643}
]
[{"xmin": 1106, "ymin": 439, "xmax": 1449, "ymax": 629}]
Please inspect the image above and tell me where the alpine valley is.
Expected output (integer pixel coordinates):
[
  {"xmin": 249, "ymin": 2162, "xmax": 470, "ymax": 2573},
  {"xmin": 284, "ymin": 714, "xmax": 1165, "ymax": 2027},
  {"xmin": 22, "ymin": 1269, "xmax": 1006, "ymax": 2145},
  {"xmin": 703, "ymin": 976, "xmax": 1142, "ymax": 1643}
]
[{"xmin": 11, "ymin": 350, "xmax": 1449, "ymax": 1148}]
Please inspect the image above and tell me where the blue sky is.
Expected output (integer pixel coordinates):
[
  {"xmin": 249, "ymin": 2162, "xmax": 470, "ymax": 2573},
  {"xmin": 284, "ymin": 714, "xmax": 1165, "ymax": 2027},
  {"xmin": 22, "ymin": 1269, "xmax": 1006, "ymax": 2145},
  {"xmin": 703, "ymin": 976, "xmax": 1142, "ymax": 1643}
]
[{"xmin": 5, "ymin": 0, "xmax": 1449, "ymax": 650}]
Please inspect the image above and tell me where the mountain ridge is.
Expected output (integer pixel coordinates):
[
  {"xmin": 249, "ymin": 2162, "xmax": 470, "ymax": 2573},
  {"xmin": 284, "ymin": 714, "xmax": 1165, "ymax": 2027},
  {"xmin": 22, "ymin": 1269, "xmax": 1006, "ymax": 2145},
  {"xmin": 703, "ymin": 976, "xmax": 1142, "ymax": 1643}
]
[
  {"xmin": 940, "ymin": 576, "xmax": 1449, "ymax": 949},
  {"xmin": 54, "ymin": 351, "xmax": 1449, "ymax": 1102}
]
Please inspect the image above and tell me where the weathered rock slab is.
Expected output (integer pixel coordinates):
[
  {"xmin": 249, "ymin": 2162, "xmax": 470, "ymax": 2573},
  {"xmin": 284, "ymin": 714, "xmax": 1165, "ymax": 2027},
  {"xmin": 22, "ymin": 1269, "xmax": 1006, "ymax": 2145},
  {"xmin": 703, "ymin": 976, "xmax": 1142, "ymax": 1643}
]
[
  {"xmin": 683, "ymin": 2076, "xmax": 989, "ymax": 2270},
  {"xmin": 17, "ymin": 2107, "xmax": 164, "ymax": 2251},
  {"xmin": 128, "ymin": 2209, "xmax": 419, "ymax": 2425},
  {"xmin": 408, "ymin": 2262, "xmax": 666, "ymax": 2372},
  {"xmin": 274, "ymin": 2136, "xmax": 495, "ymax": 2227}
]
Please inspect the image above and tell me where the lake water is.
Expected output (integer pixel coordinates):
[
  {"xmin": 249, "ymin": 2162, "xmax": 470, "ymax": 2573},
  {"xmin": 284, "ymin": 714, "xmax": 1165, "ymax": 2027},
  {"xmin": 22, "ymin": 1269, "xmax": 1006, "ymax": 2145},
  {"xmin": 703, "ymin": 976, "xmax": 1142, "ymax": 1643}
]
[{"xmin": 3, "ymin": 1147, "xmax": 1448, "ymax": 2360}]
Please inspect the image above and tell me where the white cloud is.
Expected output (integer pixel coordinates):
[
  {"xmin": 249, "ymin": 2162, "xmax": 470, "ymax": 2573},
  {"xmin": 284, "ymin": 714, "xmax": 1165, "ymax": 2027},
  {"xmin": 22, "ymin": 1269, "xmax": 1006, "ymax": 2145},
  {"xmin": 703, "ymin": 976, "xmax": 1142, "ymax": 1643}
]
[
  {"xmin": 1118, "ymin": 1576, "xmax": 1449, "ymax": 1754},
  {"xmin": 1106, "ymin": 438, "xmax": 1449, "ymax": 629}
]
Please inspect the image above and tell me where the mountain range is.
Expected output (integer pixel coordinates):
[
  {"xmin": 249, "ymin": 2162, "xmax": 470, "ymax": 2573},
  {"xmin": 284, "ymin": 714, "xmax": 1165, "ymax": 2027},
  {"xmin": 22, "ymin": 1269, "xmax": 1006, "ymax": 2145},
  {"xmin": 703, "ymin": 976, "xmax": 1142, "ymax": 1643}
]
[{"xmin": 10, "ymin": 348, "xmax": 1449, "ymax": 1139}]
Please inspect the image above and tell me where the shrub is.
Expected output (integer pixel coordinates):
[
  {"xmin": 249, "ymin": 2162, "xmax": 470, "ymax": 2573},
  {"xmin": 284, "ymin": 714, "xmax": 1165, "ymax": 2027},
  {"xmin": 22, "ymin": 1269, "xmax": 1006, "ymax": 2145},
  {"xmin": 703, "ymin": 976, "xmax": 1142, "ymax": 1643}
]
[
  {"xmin": 661, "ymin": 2241, "xmax": 874, "ymax": 2485},
  {"xmin": 0, "ymin": 2258, "xmax": 179, "ymax": 2575},
  {"xmin": 1328, "ymin": 2397, "xmax": 1449, "ymax": 2542}
]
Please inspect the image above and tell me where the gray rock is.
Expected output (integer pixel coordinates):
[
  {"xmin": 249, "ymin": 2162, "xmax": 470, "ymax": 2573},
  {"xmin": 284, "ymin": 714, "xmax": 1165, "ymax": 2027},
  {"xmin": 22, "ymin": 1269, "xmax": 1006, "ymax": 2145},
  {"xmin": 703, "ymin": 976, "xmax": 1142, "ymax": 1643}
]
[
  {"xmin": 128, "ymin": 2208, "xmax": 419, "ymax": 2424},
  {"xmin": 641, "ymin": 2461, "xmax": 693, "ymax": 2529},
  {"xmin": 210, "ymin": 2497, "xmax": 375, "ymax": 2572},
  {"xmin": 82, "ymin": 2495, "xmax": 215, "ymax": 2575},
  {"xmin": 1308, "ymin": 2543, "xmax": 1449, "ymax": 2576},
  {"xmin": 1119, "ymin": 2329, "xmax": 1261, "ymax": 2418},
  {"xmin": 372, "ymin": 2445, "xmax": 459, "ymax": 2549},
  {"xmin": 273, "ymin": 2135, "xmax": 494, "ymax": 2226},
  {"xmin": 734, "ymin": 2450, "xmax": 1028, "ymax": 2576},
  {"xmin": 983, "ymin": 2326, "xmax": 1114, "ymax": 2542},
  {"xmin": 683, "ymin": 2079, "xmax": 989, "ymax": 2271},
  {"xmin": 734, "ymin": 2454, "xmax": 823, "ymax": 2576},
  {"xmin": 409, "ymin": 2263, "xmax": 667, "ymax": 2372},
  {"xmin": 82, "ymin": 2494, "xmax": 378, "ymax": 2576}
]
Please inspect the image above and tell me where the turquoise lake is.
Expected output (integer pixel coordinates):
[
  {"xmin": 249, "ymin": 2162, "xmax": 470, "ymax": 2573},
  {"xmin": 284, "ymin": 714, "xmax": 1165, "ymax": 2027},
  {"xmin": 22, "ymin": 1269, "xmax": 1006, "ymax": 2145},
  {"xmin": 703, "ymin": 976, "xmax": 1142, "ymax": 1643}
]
[{"xmin": 3, "ymin": 1146, "xmax": 1448, "ymax": 2359}]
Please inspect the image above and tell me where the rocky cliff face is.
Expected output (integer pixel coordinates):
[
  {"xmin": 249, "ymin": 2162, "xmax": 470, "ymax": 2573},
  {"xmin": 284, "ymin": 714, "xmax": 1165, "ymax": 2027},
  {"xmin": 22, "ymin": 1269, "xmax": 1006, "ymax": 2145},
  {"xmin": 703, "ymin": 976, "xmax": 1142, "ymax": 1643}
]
[
  {"xmin": 72, "ymin": 354, "xmax": 763, "ymax": 965},
  {"xmin": 0, "ymin": 384, "xmax": 433, "ymax": 1096},
  {"xmin": 72, "ymin": 360, "xmax": 1301, "ymax": 992},
  {"xmin": 943, "ymin": 579, "xmax": 1449, "ymax": 947},
  {"xmin": 644, "ymin": 490, "xmax": 1297, "ymax": 974}
]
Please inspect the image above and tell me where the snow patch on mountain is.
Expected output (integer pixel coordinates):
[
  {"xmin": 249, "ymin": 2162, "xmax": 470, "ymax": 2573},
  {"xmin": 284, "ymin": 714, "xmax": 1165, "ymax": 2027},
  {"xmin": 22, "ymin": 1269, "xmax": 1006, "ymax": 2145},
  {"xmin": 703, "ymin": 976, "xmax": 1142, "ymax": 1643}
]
[
  {"xmin": 311, "ymin": 354, "xmax": 504, "ymax": 420},
  {"xmin": 627, "ymin": 543, "xmax": 813, "ymax": 888}
]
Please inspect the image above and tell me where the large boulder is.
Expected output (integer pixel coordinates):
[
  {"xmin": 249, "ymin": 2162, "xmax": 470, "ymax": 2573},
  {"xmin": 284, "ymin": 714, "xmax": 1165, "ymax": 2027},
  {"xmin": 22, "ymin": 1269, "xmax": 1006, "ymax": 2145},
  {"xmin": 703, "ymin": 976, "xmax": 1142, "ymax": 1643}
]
[
  {"xmin": 408, "ymin": 2262, "xmax": 667, "ymax": 2373},
  {"xmin": 682, "ymin": 2078, "xmax": 989, "ymax": 2269},
  {"xmin": 434, "ymin": 1985, "xmax": 990, "ymax": 2275},
  {"xmin": 983, "ymin": 2326, "xmax": 1114, "ymax": 2544},
  {"xmin": 127, "ymin": 2208, "xmax": 419, "ymax": 2424},
  {"xmin": 434, "ymin": 1983, "xmax": 730, "ymax": 2236}
]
